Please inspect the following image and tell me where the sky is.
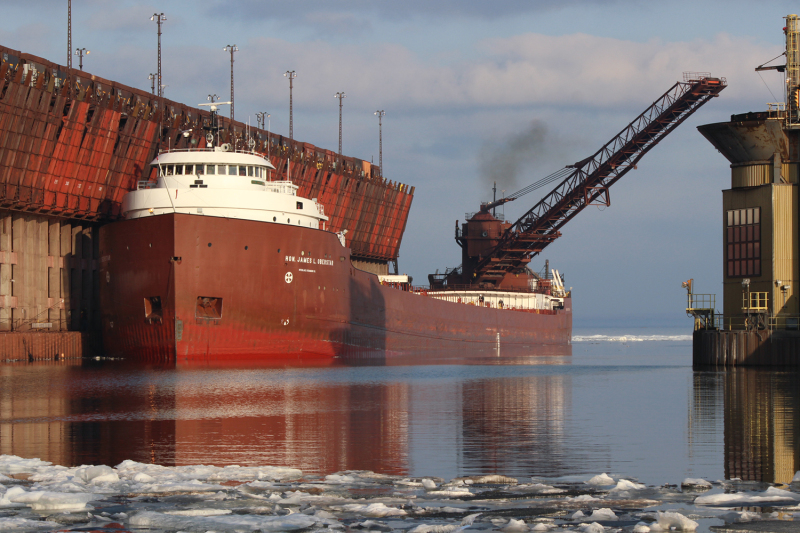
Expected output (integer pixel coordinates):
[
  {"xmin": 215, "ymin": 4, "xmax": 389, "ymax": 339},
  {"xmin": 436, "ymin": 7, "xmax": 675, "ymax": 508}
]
[{"xmin": 0, "ymin": 0, "xmax": 795, "ymax": 328}]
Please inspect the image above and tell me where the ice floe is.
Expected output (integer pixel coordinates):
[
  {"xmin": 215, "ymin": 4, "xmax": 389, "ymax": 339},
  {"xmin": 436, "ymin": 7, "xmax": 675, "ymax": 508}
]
[
  {"xmin": 572, "ymin": 334, "xmax": 691, "ymax": 343},
  {"xmin": 0, "ymin": 456, "xmax": 51, "ymax": 474},
  {"xmin": 0, "ymin": 517, "xmax": 62, "ymax": 530},
  {"xmin": 5, "ymin": 489, "xmax": 98, "ymax": 511},
  {"xmin": 650, "ymin": 511, "xmax": 698, "ymax": 530},
  {"xmin": 1, "ymin": 456, "xmax": 799, "ymax": 533},
  {"xmin": 694, "ymin": 486, "xmax": 800, "ymax": 506},
  {"xmin": 585, "ymin": 473, "xmax": 614, "ymax": 486},
  {"xmin": 577, "ymin": 523, "xmax": 604, "ymax": 533},
  {"xmin": 680, "ymin": 478, "xmax": 712, "ymax": 490}
]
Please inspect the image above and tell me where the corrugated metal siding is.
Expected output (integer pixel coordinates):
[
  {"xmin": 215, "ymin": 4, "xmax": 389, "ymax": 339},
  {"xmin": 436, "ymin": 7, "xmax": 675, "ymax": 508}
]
[
  {"xmin": 770, "ymin": 184, "xmax": 798, "ymax": 314},
  {"xmin": 732, "ymin": 164, "xmax": 770, "ymax": 188},
  {"xmin": 783, "ymin": 163, "xmax": 798, "ymax": 184},
  {"xmin": 731, "ymin": 163, "xmax": 798, "ymax": 187}
]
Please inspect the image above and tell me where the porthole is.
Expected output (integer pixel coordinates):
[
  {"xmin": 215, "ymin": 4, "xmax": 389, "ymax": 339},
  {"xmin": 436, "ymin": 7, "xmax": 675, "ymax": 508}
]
[
  {"xmin": 245, "ymin": 246, "xmax": 249, "ymax": 250},
  {"xmin": 208, "ymin": 243, "xmax": 212, "ymax": 247},
  {"xmin": 277, "ymin": 249, "xmax": 281, "ymax": 253},
  {"xmin": 340, "ymin": 256, "xmax": 345, "ymax": 261},
  {"xmin": 273, "ymin": 216, "xmax": 276, "ymax": 222},
  {"xmin": 301, "ymin": 251, "xmax": 305, "ymax": 256},
  {"xmin": 149, "ymin": 243, "xmax": 152, "ymax": 248},
  {"xmin": 287, "ymin": 218, "xmax": 290, "ymax": 223}
]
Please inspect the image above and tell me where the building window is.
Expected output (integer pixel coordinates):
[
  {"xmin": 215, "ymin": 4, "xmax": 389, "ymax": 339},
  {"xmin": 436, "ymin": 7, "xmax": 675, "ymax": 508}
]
[{"xmin": 727, "ymin": 207, "xmax": 761, "ymax": 277}]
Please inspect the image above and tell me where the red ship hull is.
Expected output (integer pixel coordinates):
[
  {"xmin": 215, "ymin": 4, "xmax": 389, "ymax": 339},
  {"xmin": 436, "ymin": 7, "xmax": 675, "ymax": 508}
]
[{"xmin": 99, "ymin": 214, "xmax": 571, "ymax": 363}]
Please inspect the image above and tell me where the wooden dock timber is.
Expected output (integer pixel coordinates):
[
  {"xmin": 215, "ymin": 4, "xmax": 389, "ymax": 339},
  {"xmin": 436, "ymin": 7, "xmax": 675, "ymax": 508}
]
[{"xmin": 693, "ymin": 329, "xmax": 800, "ymax": 366}]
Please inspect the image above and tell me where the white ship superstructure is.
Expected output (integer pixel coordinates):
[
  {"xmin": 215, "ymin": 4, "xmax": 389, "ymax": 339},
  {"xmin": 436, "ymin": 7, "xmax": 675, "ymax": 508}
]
[{"xmin": 123, "ymin": 148, "xmax": 327, "ymax": 228}]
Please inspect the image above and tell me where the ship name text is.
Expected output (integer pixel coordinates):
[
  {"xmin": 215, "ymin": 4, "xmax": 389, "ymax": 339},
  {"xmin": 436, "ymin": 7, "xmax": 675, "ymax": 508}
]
[{"xmin": 286, "ymin": 255, "xmax": 334, "ymax": 266}]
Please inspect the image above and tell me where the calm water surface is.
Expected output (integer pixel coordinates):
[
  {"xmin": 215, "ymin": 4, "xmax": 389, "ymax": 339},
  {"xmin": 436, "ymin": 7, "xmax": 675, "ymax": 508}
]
[{"xmin": 2, "ymin": 327, "xmax": 798, "ymax": 486}]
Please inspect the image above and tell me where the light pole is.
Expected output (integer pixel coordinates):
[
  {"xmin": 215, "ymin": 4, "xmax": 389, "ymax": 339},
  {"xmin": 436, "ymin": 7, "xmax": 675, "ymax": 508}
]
[
  {"xmin": 284, "ymin": 70, "xmax": 296, "ymax": 140},
  {"xmin": 256, "ymin": 111, "xmax": 268, "ymax": 130},
  {"xmin": 67, "ymin": 0, "xmax": 72, "ymax": 70},
  {"xmin": 335, "ymin": 92, "xmax": 346, "ymax": 158},
  {"xmin": 148, "ymin": 73, "xmax": 156, "ymax": 95},
  {"xmin": 223, "ymin": 45, "xmax": 238, "ymax": 120},
  {"xmin": 374, "ymin": 110, "xmax": 384, "ymax": 174},
  {"xmin": 150, "ymin": 13, "xmax": 166, "ymax": 97},
  {"xmin": 742, "ymin": 278, "xmax": 751, "ymax": 329},
  {"xmin": 74, "ymin": 48, "xmax": 89, "ymax": 71}
]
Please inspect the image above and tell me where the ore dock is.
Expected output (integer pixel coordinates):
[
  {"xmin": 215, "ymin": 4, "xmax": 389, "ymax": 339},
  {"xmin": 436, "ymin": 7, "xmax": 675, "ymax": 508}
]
[{"xmin": 0, "ymin": 44, "xmax": 413, "ymax": 360}]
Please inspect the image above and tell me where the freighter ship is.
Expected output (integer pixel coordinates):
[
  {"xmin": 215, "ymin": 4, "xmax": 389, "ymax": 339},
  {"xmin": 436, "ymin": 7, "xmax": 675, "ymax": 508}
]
[
  {"xmin": 100, "ymin": 70, "xmax": 727, "ymax": 362},
  {"xmin": 99, "ymin": 105, "xmax": 571, "ymax": 361}
]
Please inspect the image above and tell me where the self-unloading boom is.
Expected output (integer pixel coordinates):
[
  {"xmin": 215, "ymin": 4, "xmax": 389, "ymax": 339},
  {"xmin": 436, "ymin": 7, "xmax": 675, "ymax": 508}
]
[{"xmin": 450, "ymin": 73, "xmax": 726, "ymax": 288}]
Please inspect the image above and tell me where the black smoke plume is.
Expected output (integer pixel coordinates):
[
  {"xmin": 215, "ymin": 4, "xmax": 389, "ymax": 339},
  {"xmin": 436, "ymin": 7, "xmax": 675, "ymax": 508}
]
[{"xmin": 478, "ymin": 120, "xmax": 550, "ymax": 194}]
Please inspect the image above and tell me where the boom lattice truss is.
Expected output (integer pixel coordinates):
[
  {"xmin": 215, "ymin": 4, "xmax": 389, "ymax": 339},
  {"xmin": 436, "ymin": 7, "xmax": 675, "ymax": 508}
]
[{"xmin": 473, "ymin": 74, "xmax": 727, "ymax": 284}]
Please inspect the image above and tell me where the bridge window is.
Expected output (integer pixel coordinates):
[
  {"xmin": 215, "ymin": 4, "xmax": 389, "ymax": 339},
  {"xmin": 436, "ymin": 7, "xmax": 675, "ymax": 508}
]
[
  {"xmin": 248, "ymin": 166, "xmax": 254, "ymax": 177},
  {"xmin": 196, "ymin": 164, "xmax": 204, "ymax": 175},
  {"xmin": 296, "ymin": 201, "xmax": 303, "ymax": 209},
  {"xmin": 175, "ymin": 164, "xmax": 184, "ymax": 175},
  {"xmin": 727, "ymin": 207, "xmax": 760, "ymax": 277},
  {"xmin": 206, "ymin": 165, "xmax": 215, "ymax": 175},
  {"xmin": 164, "ymin": 164, "xmax": 174, "ymax": 175},
  {"xmin": 228, "ymin": 165, "xmax": 237, "ymax": 175},
  {"xmin": 239, "ymin": 165, "xmax": 247, "ymax": 176},
  {"xmin": 184, "ymin": 164, "xmax": 193, "ymax": 175}
]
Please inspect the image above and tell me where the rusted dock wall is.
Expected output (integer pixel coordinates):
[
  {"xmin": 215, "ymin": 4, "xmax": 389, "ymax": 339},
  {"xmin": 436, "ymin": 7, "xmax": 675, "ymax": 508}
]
[
  {"xmin": 0, "ymin": 45, "xmax": 413, "ymax": 265},
  {"xmin": 693, "ymin": 329, "xmax": 800, "ymax": 366}
]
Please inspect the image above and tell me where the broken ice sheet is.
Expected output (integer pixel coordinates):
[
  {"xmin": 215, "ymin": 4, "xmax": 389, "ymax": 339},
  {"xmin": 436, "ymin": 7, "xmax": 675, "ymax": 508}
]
[{"xmin": 3, "ymin": 458, "xmax": 800, "ymax": 533}]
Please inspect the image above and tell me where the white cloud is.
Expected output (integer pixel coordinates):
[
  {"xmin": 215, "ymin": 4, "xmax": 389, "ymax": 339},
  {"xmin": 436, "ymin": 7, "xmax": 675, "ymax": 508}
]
[{"xmin": 207, "ymin": 31, "xmax": 783, "ymax": 116}]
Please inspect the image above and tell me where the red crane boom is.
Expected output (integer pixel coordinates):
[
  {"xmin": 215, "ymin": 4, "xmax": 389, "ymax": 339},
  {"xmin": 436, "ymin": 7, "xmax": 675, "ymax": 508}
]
[{"xmin": 470, "ymin": 73, "xmax": 727, "ymax": 285}]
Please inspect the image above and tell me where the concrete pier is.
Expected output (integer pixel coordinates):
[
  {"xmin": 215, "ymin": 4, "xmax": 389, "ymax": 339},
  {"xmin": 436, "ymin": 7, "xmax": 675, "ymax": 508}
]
[{"xmin": 693, "ymin": 329, "xmax": 800, "ymax": 366}]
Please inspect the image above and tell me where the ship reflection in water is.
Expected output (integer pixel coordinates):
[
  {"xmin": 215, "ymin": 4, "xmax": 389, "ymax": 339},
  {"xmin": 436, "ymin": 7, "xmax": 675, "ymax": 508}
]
[
  {"xmin": 692, "ymin": 368, "xmax": 800, "ymax": 484},
  {"xmin": 4, "ymin": 353, "xmax": 800, "ymax": 483},
  {"xmin": 0, "ymin": 355, "xmax": 572, "ymax": 477}
]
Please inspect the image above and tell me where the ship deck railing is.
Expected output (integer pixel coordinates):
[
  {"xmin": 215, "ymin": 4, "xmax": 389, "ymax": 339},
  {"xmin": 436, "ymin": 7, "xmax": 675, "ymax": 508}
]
[
  {"xmin": 686, "ymin": 293, "xmax": 715, "ymax": 315},
  {"xmin": 157, "ymin": 146, "xmax": 270, "ymax": 156},
  {"xmin": 700, "ymin": 313, "xmax": 800, "ymax": 331},
  {"xmin": 742, "ymin": 291, "xmax": 769, "ymax": 312},
  {"xmin": 379, "ymin": 284, "xmax": 566, "ymax": 312}
]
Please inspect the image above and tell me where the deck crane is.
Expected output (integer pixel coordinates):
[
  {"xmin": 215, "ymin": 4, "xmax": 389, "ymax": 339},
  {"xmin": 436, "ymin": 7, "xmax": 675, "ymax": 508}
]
[{"xmin": 433, "ymin": 73, "xmax": 727, "ymax": 290}]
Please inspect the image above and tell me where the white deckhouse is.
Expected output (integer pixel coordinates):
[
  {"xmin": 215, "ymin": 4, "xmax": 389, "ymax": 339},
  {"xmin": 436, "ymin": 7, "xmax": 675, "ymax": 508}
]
[{"xmin": 122, "ymin": 102, "xmax": 327, "ymax": 229}]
